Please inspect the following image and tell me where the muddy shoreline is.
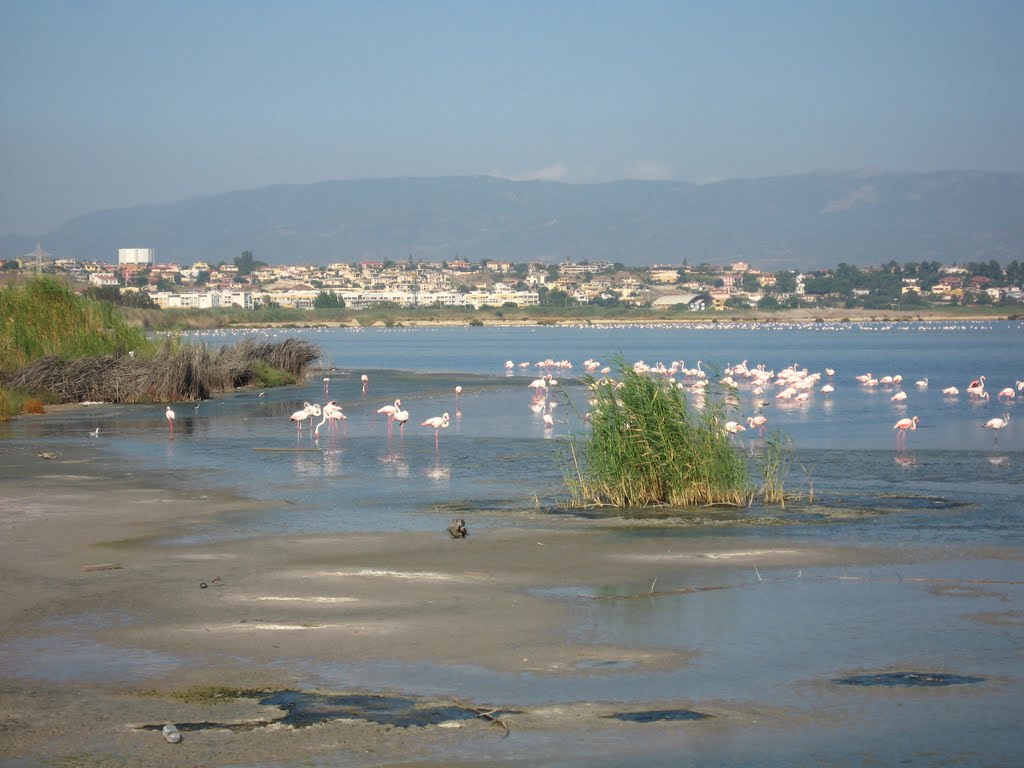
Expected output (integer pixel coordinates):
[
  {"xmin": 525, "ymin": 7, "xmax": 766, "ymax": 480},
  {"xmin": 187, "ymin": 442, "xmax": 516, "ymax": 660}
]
[{"xmin": 1, "ymin": 442, "xmax": 1020, "ymax": 766}]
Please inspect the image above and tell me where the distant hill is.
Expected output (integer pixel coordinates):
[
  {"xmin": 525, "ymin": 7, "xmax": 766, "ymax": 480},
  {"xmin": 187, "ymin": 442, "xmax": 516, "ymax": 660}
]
[{"xmin": 3, "ymin": 171, "xmax": 1022, "ymax": 270}]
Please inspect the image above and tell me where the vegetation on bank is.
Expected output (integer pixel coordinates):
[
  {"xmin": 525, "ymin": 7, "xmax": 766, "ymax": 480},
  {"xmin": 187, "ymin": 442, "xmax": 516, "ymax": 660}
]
[
  {"xmin": 0, "ymin": 276, "xmax": 151, "ymax": 370},
  {"xmin": 562, "ymin": 359, "xmax": 792, "ymax": 509},
  {"xmin": 0, "ymin": 278, "xmax": 318, "ymax": 420}
]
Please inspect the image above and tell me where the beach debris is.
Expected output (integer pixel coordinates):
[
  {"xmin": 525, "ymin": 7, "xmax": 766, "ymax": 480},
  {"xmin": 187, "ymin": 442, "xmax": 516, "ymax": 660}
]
[
  {"xmin": 448, "ymin": 518, "xmax": 468, "ymax": 538},
  {"xmin": 81, "ymin": 563, "xmax": 123, "ymax": 572},
  {"xmin": 162, "ymin": 723, "xmax": 182, "ymax": 743},
  {"xmin": 199, "ymin": 582, "xmax": 208, "ymax": 589},
  {"xmin": 36, "ymin": 451, "xmax": 60, "ymax": 460}
]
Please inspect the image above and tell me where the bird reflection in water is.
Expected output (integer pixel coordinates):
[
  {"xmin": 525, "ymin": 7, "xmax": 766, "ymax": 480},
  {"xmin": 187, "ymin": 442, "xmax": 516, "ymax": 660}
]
[
  {"xmin": 894, "ymin": 452, "xmax": 918, "ymax": 468},
  {"xmin": 424, "ymin": 456, "xmax": 450, "ymax": 482}
]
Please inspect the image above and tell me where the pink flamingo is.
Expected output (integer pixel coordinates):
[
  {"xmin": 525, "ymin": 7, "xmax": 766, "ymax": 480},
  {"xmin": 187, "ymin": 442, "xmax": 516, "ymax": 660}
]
[
  {"xmin": 747, "ymin": 415, "xmax": 768, "ymax": 436},
  {"xmin": 966, "ymin": 375, "xmax": 986, "ymax": 398},
  {"xmin": 377, "ymin": 399, "xmax": 401, "ymax": 435},
  {"xmin": 893, "ymin": 415, "xmax": 919, "ymax": 445},
  {"xmin": 421, "ymin": 412, "xmax": 450, "ymax": 448},
  {"xmin": 361, "ymin": 373, "xmax": 369, "ymax": 394},
  {"xmin": 392, "ymin": 407, "xmax": 410, "ymax": 436},
  {"xmin": 165, "ymin": 406, "xmax": 175, "ymax": 434},
  {"xmin": 289, "ymin": 407, "xmax": 311, "ymax": 433},
  {"xmin": 983, "ymin": 414, "xmax": 1009, "ymax": 445}
]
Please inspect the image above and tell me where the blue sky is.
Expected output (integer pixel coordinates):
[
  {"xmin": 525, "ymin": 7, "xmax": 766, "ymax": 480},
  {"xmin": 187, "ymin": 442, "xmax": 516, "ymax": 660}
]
[{"xmin": 1, "ymin": 0, "xmax": 1021, "ymax": 236}]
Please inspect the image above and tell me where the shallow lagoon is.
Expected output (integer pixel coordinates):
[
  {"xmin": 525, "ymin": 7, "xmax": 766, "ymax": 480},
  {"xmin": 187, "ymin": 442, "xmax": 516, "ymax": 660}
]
[{"xmin": 2, "ymin": 321, "xmax": 1022, "ymax": 766}]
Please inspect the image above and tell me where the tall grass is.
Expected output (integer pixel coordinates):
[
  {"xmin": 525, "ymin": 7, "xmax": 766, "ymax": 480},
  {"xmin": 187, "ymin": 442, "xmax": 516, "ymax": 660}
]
[
  {"xmin": 0, "ymin": 277, "xmax": 151, "ymax": 371},
  {"xmin": 563, "ymin": 359, "xmax": 751, "ymax": 507},
  {"xmin": 0, "ymin": 278, "xmax": 318, "ymax": 416}
]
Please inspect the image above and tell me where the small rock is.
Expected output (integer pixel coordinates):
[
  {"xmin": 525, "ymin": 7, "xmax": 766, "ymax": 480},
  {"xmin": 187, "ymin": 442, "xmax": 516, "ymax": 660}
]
[
  {"xmin": 447, "ymin": 518, "xmax": 468, "ymax": 538},
  {"xmin": 199, "ymin": 582, "xmax": 208, "ymax": 589}
]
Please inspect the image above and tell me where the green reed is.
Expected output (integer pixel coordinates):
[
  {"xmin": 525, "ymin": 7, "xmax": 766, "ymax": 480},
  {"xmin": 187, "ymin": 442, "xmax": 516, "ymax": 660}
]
[
  {"xmin": 563, "ymin": 358, "xmax": 752, "ymax": 508},
  {"xmin": 0, "ymin": 277, "xmax": 152, "ymax": 371}
]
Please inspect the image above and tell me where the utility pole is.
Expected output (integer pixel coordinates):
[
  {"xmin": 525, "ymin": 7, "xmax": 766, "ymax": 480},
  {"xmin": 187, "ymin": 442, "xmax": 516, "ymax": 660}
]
[{"xmin": 24, "ymin": 242, "xmax": 52, "ymax": 276}]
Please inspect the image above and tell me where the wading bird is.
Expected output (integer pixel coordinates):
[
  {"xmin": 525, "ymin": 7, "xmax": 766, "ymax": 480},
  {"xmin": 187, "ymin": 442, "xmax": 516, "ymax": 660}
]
[
  {"xmin": 893, "ymin": 415, "xmax": 919, "ymax": 445},
  {"xmin": 165, "ymin": 406, "xmax": 175, "ymax": 434},
  {"xmin": 983, "ymin": 414, "xmax": 1010, "ymax": 445},
  {"xmin": 421, "ymin": 412, "xmax": 450, "ymax": 447}
]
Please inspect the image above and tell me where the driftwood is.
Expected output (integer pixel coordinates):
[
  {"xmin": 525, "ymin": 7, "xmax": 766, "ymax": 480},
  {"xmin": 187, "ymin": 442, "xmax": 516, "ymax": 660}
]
[{"xmin": 453, "ymin": 699, "xmax": 510, "ymax": 736}]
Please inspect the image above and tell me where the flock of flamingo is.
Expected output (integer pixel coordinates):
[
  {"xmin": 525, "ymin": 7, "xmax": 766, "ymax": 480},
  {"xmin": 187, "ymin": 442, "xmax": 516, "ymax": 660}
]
[
  {"xmin": 276, "ymin": 376, "xmax": 455, "ymax": 448},
  {"xmin": 158, "ymin": 359, "xmax": 1020, "ymax": 449}
]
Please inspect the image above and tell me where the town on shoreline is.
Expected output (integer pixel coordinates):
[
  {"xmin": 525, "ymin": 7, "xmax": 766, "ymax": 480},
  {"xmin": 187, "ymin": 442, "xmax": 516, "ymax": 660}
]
[{"xmin": 5, "ymin": 248, "xmax": 1023, "ymax": 324}]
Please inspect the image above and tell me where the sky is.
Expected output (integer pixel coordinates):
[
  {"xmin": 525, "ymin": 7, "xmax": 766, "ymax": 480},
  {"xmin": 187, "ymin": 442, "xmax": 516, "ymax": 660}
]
[{"xmin": 1, "ymin": 0, "xmax": 1022, "ymax": 236}]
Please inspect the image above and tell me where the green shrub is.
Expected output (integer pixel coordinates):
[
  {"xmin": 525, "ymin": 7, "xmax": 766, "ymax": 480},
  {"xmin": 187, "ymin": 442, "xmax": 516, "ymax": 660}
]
[{"xmin": 563, "ymin": 358, "xmax": 750, "ymax": 508}]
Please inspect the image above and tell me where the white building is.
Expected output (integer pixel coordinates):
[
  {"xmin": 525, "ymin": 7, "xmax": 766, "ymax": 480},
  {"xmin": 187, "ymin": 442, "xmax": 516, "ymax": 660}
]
[
  {"xmin": 152, "ymin": 290, "xmax": 254, "ymax": 310},
  {"xmin": 118, "ymin": 248, "xmax": 155, "ymax": 267}
]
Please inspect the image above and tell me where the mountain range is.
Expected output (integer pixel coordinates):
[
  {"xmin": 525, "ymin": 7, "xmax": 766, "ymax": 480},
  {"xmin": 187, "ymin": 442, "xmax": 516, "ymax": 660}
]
[{"xmin": 3, "ymin": 171, "xmax": 1022, "ymax": 270}]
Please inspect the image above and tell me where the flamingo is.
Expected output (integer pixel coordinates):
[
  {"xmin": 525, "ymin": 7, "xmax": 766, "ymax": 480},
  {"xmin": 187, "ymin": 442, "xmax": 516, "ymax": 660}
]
[
  {"xmin": 361, "ymin": 373, "xmax": 369, "ymax": 394},
  {"xmin": 504, "ymin": 360, "xmax": 514, "ymax": 369},
  {"xmin": 323, "ymin": 377, "xmax": 330, "ymax": 395},
  {"xmin": 893, "ymin": 416, "xmax": 920, "ymax": 444},
  {"xmin": 289, "ymin": 405, "xmax": 317, "ymax": 433},
  {"xmin": 377, "ymin": 399, "xmax": 402, "ymax": 434},
  {"xmin": 455, "ymin": 385, "xmax": 463, "ymax": 399},
  {"xmin": 820, "ymin": 384, "xmax": 835, "ymax": 394},
  {"xmin": 543, "ymin": 413, "xmax": 554, "ymax": 429},
  {"xmin": 997, "ymin": 387, "xmax": 1015, "ymax": 401},
  {"xmin": 915, "ymin": 377, "xmax": 929, "ymax": 388},
  {"xmin": 529, "ymin": 378, "xmax": 547, "ymax": 394},
  {"xmin": 165, "ymin": 406, "xmax": 175, "ymax": 433},
  {"xmin": 392, "ymin": 407, "xmax": 410, "ymax": 436},
  {"xmin": 966, "ymin": 375, "xmax": 986, "ymax": 398},
  {"xmin": 891, "ymin": 391, "xmax": 907, "ymax": 402},
  {"xmin": 421, "ymin": 412, "xmax": 450, "ymax": 447},
  {"xmin": 983, "ymin": 414, "xmax": 1010, "ymax": 444},
  {"xmin": 747, "ymin": 415, "xmax": 768, "ymax": 435},
  {"xmin": 942, "ymin": 386, "xmax": 960, "ymax": 396},
  {"xmin": 89, "ymin": 427, "xmax": 99, "ymax": 438},
  {"xmin": 724, "ymin": 420, "xmax": 746, "ymax": 443}
]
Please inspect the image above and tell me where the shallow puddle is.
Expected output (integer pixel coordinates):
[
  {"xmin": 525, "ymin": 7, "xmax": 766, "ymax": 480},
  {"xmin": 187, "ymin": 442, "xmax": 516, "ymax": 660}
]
[
  {"xmin": 605, "ymin": 708, "xmax": 711, "ymax": 723},
  {"xmin": 832, "ymin": 671, "xmax": 985, "ymax": 687}
]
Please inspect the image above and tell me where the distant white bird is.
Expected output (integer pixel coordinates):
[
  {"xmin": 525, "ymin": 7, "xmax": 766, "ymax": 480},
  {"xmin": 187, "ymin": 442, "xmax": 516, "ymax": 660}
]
[
  {"xmin": 891, "ymin": 391, "xmax": 907, "ymax": 402},
  {"xmin": 915, "ymin": 378, "xmax": 928, "ymax": 388},
  {"xmin": 89, "ymin": 427, "xmax": 99, "ymax": 438},
  {"xmin": 165, "ymin": 406, "xmax": 175, "ymax": 433}
]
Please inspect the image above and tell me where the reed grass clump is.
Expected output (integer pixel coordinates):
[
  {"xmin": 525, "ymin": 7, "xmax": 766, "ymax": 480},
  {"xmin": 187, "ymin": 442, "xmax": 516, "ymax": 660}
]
[
  {"xmin": 0, "ymin": 278, "xmax": 319, "ymax": 417},
  {"xmin": 563, "ymin": 359, "xmax": 751, "ymax": 508},
  {"xmin": 0, "ymin": 277, "xmax": 150, "ymax": 370},
  {"xmin": 0, "ymin": 387, "xmax": 26, "ymax": 420}
]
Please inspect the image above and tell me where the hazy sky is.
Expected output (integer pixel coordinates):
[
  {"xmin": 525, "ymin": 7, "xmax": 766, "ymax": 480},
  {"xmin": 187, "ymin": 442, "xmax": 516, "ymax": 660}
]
[{"xmin": 1, "ymin": 0, "xmax": 1021, "ymax": 236}]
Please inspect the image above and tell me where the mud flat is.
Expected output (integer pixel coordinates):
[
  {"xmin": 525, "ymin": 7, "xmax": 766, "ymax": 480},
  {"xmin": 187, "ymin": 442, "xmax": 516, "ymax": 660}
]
[{"xmin": 1, "ymin": 444, "xmax": 1021, "ymax": 767}]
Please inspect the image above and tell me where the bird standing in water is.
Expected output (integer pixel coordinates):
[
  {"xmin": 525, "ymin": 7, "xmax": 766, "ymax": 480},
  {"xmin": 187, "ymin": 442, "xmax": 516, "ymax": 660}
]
[{"xmin": 421, "ymin": 412, "xmax": 450, "ymax": 447}]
